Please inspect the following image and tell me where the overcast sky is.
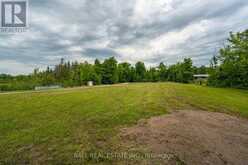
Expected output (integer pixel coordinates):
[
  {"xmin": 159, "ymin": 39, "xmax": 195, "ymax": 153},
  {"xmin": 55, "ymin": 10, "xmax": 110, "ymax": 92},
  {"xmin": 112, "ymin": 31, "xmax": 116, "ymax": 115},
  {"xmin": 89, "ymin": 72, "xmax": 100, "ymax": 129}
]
[{"xmin": 1, "ymin": 0, "xmax": 248, "ymax": 75}]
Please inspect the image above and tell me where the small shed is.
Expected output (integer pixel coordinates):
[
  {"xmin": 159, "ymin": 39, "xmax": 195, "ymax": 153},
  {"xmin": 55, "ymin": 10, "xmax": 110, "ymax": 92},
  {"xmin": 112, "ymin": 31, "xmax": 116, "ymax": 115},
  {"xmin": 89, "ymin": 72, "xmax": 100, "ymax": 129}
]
[{"xmin": 87, "ymin": 81, "xmax": 94, "ymax": 87}]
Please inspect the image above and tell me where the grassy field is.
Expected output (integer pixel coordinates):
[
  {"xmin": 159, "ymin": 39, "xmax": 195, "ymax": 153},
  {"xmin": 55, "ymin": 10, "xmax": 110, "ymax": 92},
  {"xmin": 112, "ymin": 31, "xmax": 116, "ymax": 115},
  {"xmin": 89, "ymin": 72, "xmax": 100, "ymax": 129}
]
[{"xmin": 0, "ymin": 83, "xmax": 248, "ymax": 164}]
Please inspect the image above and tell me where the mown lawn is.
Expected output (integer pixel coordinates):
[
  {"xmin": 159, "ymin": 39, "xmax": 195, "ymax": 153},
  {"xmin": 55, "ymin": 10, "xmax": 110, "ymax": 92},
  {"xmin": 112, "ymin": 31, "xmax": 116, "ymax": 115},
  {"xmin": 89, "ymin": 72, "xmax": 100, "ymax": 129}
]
[{"xmin": 0, "ymin": 83, "xmax": 247, "ymax": 164}]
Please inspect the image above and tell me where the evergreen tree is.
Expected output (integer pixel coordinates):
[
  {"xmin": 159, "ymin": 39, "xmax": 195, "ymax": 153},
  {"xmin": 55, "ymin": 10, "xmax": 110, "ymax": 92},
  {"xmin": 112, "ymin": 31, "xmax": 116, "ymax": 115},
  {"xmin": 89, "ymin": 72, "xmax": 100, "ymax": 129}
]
[
  {"xmin": 135, "ymin": 62, "xmax": 146, "ymax": 82},
  {"xmin": 158, "ymin": 63, "xmax": 168, "ymax": 81},
  {"xmin": 102, "ymin": 57, "xmax": 118, "ymax": 84},
  {"xmin": 118, "ymin": 62, "xmax": 131, "ymax": 83}
]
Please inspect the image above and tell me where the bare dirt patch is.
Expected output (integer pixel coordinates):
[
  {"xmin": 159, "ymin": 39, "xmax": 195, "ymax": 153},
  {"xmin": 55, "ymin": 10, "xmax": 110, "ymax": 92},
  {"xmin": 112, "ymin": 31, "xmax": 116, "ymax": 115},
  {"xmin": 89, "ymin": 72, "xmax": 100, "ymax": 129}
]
[{"xmin": 119, "ymin": 110, "xmax": 248, "ymax": 165}]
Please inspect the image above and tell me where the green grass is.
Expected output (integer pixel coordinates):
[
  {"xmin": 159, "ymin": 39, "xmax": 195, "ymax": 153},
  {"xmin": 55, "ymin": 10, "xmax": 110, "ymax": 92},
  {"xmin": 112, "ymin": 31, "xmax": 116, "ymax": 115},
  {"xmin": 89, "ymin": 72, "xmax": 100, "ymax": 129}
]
[{"xmin": 0, "ymin": 83, "xmax": 247, "ymax": 164}]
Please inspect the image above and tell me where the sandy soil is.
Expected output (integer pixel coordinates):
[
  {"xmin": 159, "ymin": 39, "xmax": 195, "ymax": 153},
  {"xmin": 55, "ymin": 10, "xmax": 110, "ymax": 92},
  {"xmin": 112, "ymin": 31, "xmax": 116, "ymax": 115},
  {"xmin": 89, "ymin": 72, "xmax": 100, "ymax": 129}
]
[{"xmin": 119, "ymin": 110, "xmax": 248, "ymax": 165}]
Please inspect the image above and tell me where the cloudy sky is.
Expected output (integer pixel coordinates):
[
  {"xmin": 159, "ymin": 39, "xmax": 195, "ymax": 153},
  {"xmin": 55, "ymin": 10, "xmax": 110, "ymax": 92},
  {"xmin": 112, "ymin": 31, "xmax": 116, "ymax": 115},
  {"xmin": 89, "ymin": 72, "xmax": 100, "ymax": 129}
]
[{"xmin": 1, "ymin": 0, "xmax": 248, "ymax": 75}]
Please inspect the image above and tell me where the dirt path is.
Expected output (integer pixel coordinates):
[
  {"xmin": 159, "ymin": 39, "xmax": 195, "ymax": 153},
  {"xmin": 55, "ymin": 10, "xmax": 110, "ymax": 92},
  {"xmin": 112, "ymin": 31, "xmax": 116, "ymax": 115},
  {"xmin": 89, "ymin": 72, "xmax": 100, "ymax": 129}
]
[{"xmin": 119, "ymin": 110, "xmax": 248, "ymax": 165}]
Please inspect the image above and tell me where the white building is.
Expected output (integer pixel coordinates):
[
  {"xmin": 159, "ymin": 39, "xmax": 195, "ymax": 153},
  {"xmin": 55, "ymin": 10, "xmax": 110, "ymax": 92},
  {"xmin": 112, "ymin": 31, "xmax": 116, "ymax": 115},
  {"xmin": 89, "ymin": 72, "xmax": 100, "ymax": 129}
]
[{"xmin": 87, "ymin": 81, "xmax": 94, "ymax": 87}]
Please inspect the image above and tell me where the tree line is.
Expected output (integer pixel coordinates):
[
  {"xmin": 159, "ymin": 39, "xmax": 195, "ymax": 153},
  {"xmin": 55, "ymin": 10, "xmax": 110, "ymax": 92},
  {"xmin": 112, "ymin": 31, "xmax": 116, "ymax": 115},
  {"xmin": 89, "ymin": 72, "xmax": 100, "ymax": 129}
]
[
  {"xmin": 32, "ymin": 57, "xmax": 207, "ymax": 87},
  {"xmin": 0, "ymin": 57, "xmax": 207, "ymax": 91},
  {"xmin": 0, "ymin": 29, "xmax": 247, "ymax": 91}
]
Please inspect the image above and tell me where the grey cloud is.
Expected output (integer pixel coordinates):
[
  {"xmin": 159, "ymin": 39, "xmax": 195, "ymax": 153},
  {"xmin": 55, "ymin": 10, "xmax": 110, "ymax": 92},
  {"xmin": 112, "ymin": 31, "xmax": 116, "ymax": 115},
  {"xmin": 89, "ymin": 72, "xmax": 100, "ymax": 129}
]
[
  {"xmin": 109, "ymin": 0, "xmax": 247, "ymax": 47},
  {"xmin": 0, "ymin": 0, "xmax": 248, "ymax": 74},
  {"xmin": 83, "ymin": 48, "xmax": 119, "ymax": 59}
]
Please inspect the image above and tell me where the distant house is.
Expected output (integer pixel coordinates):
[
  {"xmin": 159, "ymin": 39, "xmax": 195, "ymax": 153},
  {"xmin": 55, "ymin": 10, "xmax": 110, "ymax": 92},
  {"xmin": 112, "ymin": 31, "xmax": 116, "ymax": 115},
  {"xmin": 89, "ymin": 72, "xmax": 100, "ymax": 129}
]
[{"xmin": 193, "ymin": 74, "xmax": 209, "ymax": 85}]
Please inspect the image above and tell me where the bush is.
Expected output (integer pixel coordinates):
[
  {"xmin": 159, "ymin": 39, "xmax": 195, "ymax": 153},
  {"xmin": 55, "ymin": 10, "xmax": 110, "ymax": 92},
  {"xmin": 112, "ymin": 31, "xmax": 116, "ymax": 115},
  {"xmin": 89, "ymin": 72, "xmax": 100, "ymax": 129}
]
[{"xmin": 0, "ymin": 81, "xmax": 35, "ymax": 91}]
